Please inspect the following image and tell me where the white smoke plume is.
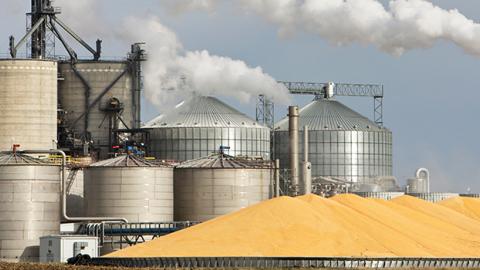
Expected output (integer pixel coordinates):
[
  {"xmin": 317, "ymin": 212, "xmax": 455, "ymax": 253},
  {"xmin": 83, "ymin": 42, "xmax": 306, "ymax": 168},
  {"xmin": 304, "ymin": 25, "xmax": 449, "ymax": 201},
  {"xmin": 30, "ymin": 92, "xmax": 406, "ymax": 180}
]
[
  {"xmin": 162, "ymin": 0, "xmax": 219, "ymax": 14},
  {"xmin": 118, "ymin": 16, "xmax": 290, "ymax": 109},
  {"xmin": 168, "ymin": 0, "xmax": 480, "ymax": 57}
]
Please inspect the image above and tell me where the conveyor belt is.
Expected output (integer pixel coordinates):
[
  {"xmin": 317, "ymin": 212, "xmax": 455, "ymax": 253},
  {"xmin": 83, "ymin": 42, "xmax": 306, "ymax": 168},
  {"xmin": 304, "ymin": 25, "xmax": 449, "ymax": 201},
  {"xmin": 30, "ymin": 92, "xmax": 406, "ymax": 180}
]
[{"xmin": 78, "ymin": 257, "xmax": 480, "ymax": 268}]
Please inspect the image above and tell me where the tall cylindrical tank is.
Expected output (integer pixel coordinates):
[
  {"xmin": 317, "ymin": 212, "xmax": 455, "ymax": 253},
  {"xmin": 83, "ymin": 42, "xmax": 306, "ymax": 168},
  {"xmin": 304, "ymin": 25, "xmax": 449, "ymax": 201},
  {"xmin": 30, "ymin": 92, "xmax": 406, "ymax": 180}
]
[
  {"xmin": 274, "ymin": 97, "xmax": 393, "ymax": 187},
  {"xmin": 0, "ymin": 59, "xmax": 57, "ymax": 150},
  {"xmin": 144, "ymin": 95, "xmax": 271, "ymax": 162},
  {"xmin": 0, "ymin": 153, "xmax": 60, "ymax": 261},
  {"xmin": 84, "ymin": 155, "xmax": 173, "ymax": 222},
  {"xmin": 58, "ymin": 61, "xmax": 134, "ymax": 159},
  {"xmin": 174, "ymin": 153, "xmax": 272, "ymax": 222}
]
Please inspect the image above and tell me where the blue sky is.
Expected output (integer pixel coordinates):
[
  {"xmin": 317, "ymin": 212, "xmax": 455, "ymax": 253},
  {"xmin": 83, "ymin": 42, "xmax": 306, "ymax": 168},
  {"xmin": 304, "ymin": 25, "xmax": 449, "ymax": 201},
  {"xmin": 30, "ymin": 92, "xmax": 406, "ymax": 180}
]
[{"xmin": 1, "ymin": 0, "xmax": 480, "ymax": 192}]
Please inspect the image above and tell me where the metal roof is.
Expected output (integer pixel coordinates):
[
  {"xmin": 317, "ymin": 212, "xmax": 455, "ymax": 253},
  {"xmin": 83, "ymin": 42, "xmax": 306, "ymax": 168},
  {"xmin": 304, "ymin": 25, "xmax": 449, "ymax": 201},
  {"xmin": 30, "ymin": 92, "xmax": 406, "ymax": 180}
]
[
  {"xmin": 144, "ymin": 95, "xmax": 266, "ymax": 129},
  {"xmin": 276, "ymin": 98, "xmax": 387, "ymax": 131},
  {"xmin": 0, "ymin": 153, "xmax": 51, "ymax": 165},
  {"xmin": 89, "ymin": 155, "xmax": 170, "ymax": 168},
  {"xmin": 176, "ymin": 153, "xmax": 272, "ymax": 169}
]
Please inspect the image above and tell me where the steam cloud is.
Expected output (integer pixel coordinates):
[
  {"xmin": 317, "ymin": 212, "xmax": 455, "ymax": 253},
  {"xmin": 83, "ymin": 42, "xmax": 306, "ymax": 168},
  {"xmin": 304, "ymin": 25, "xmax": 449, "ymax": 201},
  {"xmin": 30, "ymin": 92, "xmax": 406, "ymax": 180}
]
[
  {"xmin": 170, "ymin": 0, "xmax": 480, "ymax": 56},
  {"xmin": 54, "ymin": 0, "xmax": 290, "ymax": 110},
  {"xmin": 118, "ymin": 16, "xmax": 290, "ymax": 109}
]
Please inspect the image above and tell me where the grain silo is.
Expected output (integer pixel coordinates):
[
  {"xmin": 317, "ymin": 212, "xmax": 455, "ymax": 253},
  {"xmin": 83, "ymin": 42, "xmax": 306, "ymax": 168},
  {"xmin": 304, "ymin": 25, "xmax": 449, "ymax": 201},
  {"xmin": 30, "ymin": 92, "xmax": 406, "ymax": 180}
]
[
  {"xmin": 174, "ymin": 153, "xmax": 272, "ymax": 222},
  {"xmin": 274, "ymin": 96, "xmax": 393, "ymax": 191},
  {"xmin": 144, "ymin": 95, "xmax": 270, "ymax": 162},
  {"xmin": 58, "ymin": 60, "xmax": 136, "ymax": 159},
  {"xmin": 0, "ymin": 59, "xmax": 57, "ymax": 150},
  {"xmin": 0, "ymin": 153, "xmax": 60, "ymax": 261},
  {"xmin": 84, "ymin": 154, "xmax": 173, "ymax": 222}
]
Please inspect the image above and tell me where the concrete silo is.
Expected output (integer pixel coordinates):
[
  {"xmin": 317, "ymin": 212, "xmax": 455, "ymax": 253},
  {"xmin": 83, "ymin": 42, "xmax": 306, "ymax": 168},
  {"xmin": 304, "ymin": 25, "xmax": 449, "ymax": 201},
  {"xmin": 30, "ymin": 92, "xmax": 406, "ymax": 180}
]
[
  {"xmin": 84, "ymin": 154, "xmax": 173, "ymax": 222},
  {"xmin": 174, "ymin": 153, "xmax": 272, "ymax": 222},
  {"xmin": 0, "ymin": 153, "xmax": 60, "ymax": 261},
  {"xmin": 274, "ymin": 96, "xmax": 393, "ymax": 191},
  {"xmin": 58, "ymin": 60, "xmax": 137, "ymax": 159},
  {"xmin": 144, "ymin": 95, "xmax": 270, "ymax": 162},
  {"xmin": 0, "ymin": 59, "xmax": 57, "ymax": 150}
]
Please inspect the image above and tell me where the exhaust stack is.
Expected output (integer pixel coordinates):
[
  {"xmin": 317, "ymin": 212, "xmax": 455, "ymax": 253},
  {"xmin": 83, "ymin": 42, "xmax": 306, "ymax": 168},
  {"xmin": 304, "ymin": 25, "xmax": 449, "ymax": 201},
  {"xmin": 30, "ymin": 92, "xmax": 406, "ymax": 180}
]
[
  {"xmin": 302, "ymin": 125, "xmax": 312, "ymax": 194},
  {"xmin": 288, "ymin": 106, "xmax": 299, "ymax": 194}
]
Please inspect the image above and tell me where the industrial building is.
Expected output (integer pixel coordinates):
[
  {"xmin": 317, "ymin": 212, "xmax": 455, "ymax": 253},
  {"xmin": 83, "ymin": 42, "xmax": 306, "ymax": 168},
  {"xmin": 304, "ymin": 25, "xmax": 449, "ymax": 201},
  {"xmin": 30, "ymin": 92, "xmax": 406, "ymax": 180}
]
[
  {"xmin": 144, "ymin": 95, "xmax": 271, "ymax": 161},
  {"xmin": 0, "ymin": 0, "xmax": 479, "ymax": 265}
]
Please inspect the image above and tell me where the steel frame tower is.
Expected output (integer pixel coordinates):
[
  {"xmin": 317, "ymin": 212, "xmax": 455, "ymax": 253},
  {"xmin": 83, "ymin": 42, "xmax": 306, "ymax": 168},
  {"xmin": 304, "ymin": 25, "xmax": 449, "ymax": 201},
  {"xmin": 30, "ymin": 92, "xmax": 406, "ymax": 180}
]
[{"xmin": 10, "ymin": 0, "xmax": 101, "ymax": 61}]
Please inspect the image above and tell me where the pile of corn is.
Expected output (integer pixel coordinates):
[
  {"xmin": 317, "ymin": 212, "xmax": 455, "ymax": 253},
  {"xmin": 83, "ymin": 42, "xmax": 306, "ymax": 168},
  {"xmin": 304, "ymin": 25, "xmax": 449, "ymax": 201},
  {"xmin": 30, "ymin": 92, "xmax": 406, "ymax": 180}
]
[{"xmin": 108, "ymin": 194, "xmax": 480, "ymax": 258}]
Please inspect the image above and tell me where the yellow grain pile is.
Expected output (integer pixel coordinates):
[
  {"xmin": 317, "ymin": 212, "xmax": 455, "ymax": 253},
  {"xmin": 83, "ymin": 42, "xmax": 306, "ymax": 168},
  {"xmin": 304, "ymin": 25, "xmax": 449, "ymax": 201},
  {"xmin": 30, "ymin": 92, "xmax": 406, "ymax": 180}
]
[
  {"xmin": 107, "ymin": 194, "xmax": 480, "ymax": 258},
  {"xmin": 438, "ymin": 196, "xmax": 480, "ymax": 221}
]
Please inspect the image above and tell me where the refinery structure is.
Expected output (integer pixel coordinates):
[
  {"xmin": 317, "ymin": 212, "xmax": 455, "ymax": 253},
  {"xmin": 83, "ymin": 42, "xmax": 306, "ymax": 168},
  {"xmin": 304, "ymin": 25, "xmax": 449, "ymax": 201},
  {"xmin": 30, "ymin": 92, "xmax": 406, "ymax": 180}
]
[{"xmin": 0, "ymin": 0, "xmax": 479, "ymax": 267}]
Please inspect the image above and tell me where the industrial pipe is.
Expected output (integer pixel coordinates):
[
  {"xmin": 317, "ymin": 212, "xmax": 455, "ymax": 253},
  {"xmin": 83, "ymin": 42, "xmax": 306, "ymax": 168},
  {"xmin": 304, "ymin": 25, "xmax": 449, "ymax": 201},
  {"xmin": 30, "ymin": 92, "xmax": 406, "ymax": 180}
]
[
  {"xmin": 2, "ymin": 149, "xmax": 128, "ymax": 223},
  {"xmin": 288, "ymin": 106, "xmax": 299, "ymax": 195},
  {"xmin": 275, "ymin": 159, "xmax": 280, "ymax": 197},
  {"xmin": 415, "ymin": 168, "xmax": 430, "ymax": 193},
  {"xmin": 302, "ymin": 125, "xmax": 312, "ymax": 194}
]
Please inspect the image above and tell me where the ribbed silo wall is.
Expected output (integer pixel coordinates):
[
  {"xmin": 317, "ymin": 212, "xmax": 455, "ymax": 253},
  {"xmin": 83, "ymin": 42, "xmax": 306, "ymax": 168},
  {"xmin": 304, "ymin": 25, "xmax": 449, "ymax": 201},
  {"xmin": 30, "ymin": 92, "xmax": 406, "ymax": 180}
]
[
  {"xmin": 0, "ymin": 59, "xmax": 57, "ymax": 150},
  {"xmin": 274, "ymin": 130, "xmax": 393, "ymax": 184},
  {"xmin": 84, "ymin": 167, "xmax": 173, "ymax": 222},
  {"xmin": 0, "ymin": 164, "xmax": 60, "ymax": 261},
  {"xmin": 148, "ymin": 127, "xmax": 270, "ymax": 161},
  {"xmin": 174, "ymin": 168, "xmax": 271, "ymax": 222},
  {"xmin": 58, "ymin": 61, "xmax": 133, "ymax": 159}
]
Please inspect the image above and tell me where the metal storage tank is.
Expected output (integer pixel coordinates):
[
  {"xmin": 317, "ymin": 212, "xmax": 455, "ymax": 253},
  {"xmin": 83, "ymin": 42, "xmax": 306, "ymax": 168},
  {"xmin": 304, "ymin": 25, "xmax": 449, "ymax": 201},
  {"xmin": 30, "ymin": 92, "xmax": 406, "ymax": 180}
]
[
  {"xmin": 0, "ymin": 153, "xmax": 60, "ymax": 261},
  {"xmin": 174, "ymin": 153, "xmax": 272, "ymax": 222},
  {"xmin": 58, "ymin": 61, "xmax": 134, "ymax": 159},
  {"xmin": 0, "ymin": 59, "xmax": 57, "ymax": 150},
  {"xmin": 144, "ymin": 95, "xmax": 270, "ymax": 161},
  {"xmin": 66, "ymin": 168, "xmax": 84, "ymax": 217},
  {"xmin": 84, "ymin": 155, "xmax": 173, "ymax": 222},
  {"xmin": 274, "ymin": 97, "xmax": 393, "ymax": 188}
]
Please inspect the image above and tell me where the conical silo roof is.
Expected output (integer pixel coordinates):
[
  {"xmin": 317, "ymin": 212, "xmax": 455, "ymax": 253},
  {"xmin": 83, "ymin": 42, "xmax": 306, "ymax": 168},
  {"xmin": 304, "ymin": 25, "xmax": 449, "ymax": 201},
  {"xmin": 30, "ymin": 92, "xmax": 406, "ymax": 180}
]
[
  {"xmin": 176, "ymin": 153, "xmax": 272, "ymax": 169},
  {"xmin": 89, "ymin": 154, "xmax": 170, "ymax": 168},
  {"xmin": 0, "ymin": 153, "xmax": 51, "ymax": 165},
  {"xmin": 144, "ymin": 95, "xmax": 265, "ymax": 128},
  {"xmin": 276, "ymin": 98, "xmax": 386, "ymax": 131}
]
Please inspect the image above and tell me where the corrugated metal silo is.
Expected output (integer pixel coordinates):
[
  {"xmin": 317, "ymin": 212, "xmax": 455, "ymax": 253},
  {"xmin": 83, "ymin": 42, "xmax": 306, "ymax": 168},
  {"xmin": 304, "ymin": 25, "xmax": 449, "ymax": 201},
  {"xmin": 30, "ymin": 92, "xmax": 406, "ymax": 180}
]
[
  {"xmin": 58, "ymin": 61, "xmax": 134, "ymax": 159},
  {"xmin": 0, "ymin": 59, "xmax": 57, "ymax": 150},
  {"xmin": 174, "ymin": 153, "xmax": 272, "ymax": 222},
  {"xmin": 144, "ymin": 95, "xmax": 270, "ymax": 161},
  {"xmin": 0, "ymin": 153, "xmax": 60, "ymax": 261},
  {"xmin": 84, "ymin": 155, "xmax": 173, "ymax": 222},
  {"xmin": 274, "ymin": 97, "xmax": 393, "ymax": 189}
]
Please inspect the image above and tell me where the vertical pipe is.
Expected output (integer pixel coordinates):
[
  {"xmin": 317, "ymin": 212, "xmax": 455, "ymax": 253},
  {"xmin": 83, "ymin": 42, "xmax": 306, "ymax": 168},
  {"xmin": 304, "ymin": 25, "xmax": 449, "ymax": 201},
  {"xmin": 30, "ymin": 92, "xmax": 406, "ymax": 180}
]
[
  {"xmin": 288, "ymin": 106, "xmax": 299, "ymax": 194},
  {"xmin": 302, "ymin": 125, "xmax": 312, "ymax": 194},
  {"xmin": 275, "ymin": 159, "xmax": 280, "ymax": 197}
]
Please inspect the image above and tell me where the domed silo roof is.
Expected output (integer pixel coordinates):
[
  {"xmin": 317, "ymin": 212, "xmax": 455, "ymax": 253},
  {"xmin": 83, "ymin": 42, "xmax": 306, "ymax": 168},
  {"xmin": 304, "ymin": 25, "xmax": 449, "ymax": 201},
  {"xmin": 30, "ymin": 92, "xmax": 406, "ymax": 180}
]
[
  {"xmin": 0, "ymin": 153, "xmax": 52, "ymax": 165},
  {"xmin": 176, "ymin": 153, "xmax": 272, "ymax": 169},
  {"xmin": 89, "ymin": 154, "xmax": 168, "ymax": 167},
  {"xmin": 276, "ymin": 98, "xmax": 386, "ymax": 131},
  {"xmin": 144, "ymin": 95, "xmax": 271, "ymax": 161},
  {"xmin": 144, "ymin": 95, "xmax": 264, "ymax": 129},
  {"xmin": 274, "ymin": 97, "xmax": 393, "ymax": 189}
]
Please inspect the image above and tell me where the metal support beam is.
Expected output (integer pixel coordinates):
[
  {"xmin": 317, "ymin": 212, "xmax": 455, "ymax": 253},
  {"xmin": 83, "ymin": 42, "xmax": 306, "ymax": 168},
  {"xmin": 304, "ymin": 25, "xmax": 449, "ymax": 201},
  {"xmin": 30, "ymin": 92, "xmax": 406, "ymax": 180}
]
[
  {"xmin": 52, "ymin": 16, "xmax": 100, "ymax": 60},
  {"xmin": 256, "ymin": 95, "xmax": 274, "ymax": 129},
  {"xmin": 9, "ymin": 16, "xmax": 45, "ymax": 58},
  {"xmin": 49, "ymin": 18, "xmax": 77, "ymax": 60},
  {"xmin": 280, "ymin": 81, "xmax": 385, "ymax": 126},
  {"xmin": 70, "ymin": 69, "xmax": 129, "ymax": 129}
]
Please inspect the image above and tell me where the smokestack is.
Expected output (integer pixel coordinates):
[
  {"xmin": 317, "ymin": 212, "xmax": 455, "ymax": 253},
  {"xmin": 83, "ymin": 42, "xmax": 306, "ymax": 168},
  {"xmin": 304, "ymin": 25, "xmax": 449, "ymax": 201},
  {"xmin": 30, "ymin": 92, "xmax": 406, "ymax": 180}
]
[
  {"xmin": 275, "ymin": 159, "xmax": 280, "ymax": 197},
  {"xmin": 302, "ymin": 125, "xmax": 312, "ymax": 194},
  {"xmin": 288, "ymin": 106, "xmax": 299, "ymax": 194}
]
